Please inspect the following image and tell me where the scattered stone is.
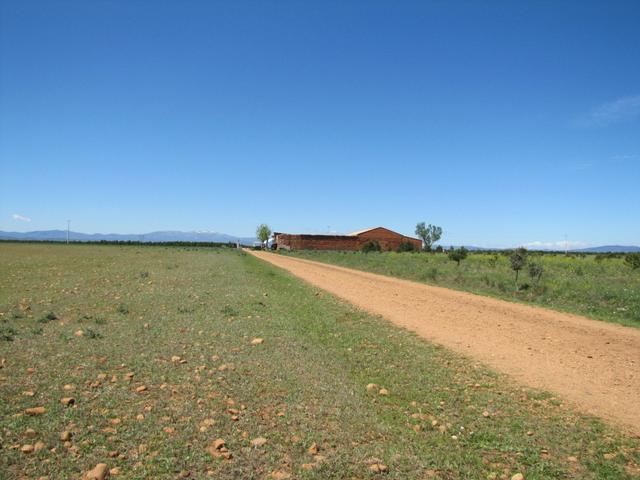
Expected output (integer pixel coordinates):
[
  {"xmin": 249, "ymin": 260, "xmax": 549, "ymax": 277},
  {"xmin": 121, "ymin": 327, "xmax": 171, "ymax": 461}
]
[
  {"xmin": 74, "ymin": 330, "xmax": 84, "ymax": 337},
  {"xmin": 23, "ymin": 390, "xmax": 35, "ymax": 397},
  {"xmin": 511, "ymin": 474, "xmax": 524, "ymax": 480},
  {"xmin": 84, "ymin": 463, "xmax": 109, "ymax": 480},
  {"xmin": 307, "ymin": 442, "xmax": 319, "ymax": 455},
  {"xmin": 604, "ymin": 452, "xmax": 617, "ymax": 460},
  {"xmin": 109, "ymin": 467, "xmax": 121, "ymax": 476},
  {"xmin": 61, "ymin": 397, "xmax": 76, "ymax": 406},
  {"xmin": 21, "ymin": 444, "xmax": 35, "ymax": 454},
  {"xmin": 379, "ymin": 388, "xmax": 389, "ymax": 396},
  {"xmin": 482, "ymin": 410, "xmax": 490, "ymax": 418},
  {"xmin": 135, "ymin": 385, "xmax": 147, "ymax": 393},
  {"xmin": 25, "ymin": 406, "xmax": 46, "ymax": 416},
  {"xmin": 368, "ymin": 463, "xmax": 389, "ymax": 473},
  {"xmin": 60, "ymin": 431, "xmax": 72, "ymax": 441},
  {"xmin": 270, "ymin": 471, "xmax": 290, "ymax": 480},
  {"xmin": 567, "ymin": 456, "xmax": 578, "ymax": 463},
  {"xmin": 136, "ymin": 414, "xmax": 145, "ymax": 421},
  {"xmin": 63, "ymin": 384, "xmax": 75, "ymax": 391},
  {"xmin": 250, "ymin": 437, "xmax": 268, "ymax": 447},
  {"xmin": 301, "ymin": 463, "xmax": 316, "ymax": 470},
  {"xmin": 25, "ymin": 428, "xmax": 37, "ymax": 439},
  {"xmin": 250, "ymin": 338, "xmax": 264, "ymax": 345},
  {"xmin": 526, "ymin": 431, "xmax": 534, "ymax": 436},
  {"xmin": 27, "ymin": 367, "xmax": 36, "ymax": 374},
  {"xmin": 34, "ymin": 441, "xmax": 46, "ymax": 452},
  {"xmin": 171, "ymin": 355, "xmax": 182, "ymax": 363},
  {"xmin": 366, "ymin": 383, "xmax": 378, "ymax": 393}
]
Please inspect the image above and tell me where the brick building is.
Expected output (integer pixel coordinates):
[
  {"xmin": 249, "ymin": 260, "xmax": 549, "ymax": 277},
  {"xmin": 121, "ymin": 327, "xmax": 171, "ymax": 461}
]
[{"xmin": 274, "ymin": 227, "xmax": 422, "ymax": 252}]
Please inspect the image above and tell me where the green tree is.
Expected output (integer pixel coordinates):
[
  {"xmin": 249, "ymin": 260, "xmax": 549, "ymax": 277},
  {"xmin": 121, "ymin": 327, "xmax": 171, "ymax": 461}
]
[
  {"xmin": 255, "ymin": 224, "xmax": 272, "ymax": 249},
  {"xmin": 415, "ymin": 222, "xmax": 443, "ymax": 251},
  {"xmin": 509, "ymin": 248, "xmax": 528, "ymax": 289},
  {"xmin": 447, "ymin": 247, "xmax": 468, "ymax": 266}
]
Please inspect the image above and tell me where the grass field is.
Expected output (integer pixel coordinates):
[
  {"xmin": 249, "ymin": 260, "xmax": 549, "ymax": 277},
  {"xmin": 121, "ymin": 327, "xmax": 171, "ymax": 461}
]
[
  {"xmin": 281, "ymin": 250, "xmax": 640, "ymax": 328},
  {"xmin": 1, "ymin": 244, "xmax": 639, "ymax": 479}
]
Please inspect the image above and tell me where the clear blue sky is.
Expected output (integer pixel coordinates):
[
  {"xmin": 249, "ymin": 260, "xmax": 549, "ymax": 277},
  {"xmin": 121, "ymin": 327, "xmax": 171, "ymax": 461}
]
[{"xmin": 1, "ymin": 1, "xmax": 639, "ymax": 248}]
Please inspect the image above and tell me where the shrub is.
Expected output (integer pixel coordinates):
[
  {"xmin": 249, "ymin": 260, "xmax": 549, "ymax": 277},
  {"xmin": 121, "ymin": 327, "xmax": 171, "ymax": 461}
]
[
  {"xmin": 1, "ymin": 326, "xmax": 17, "ymax": 341},
  {"xmin": 396, "ymin": 242, "xmax": 416, "ymax": 253},
  {"xmin": 624, "ymin": 253, "xmax": 640, "ymax": 270},
  {"xmin": 434, "ymin": 245, "xmax": 444, "ymax": 253},
  {"xmin": 117, "ymin": 304, "xmax": 129, "ymax": 315},
  {"xmin": 85, "ymin": 328, "xmax": 103, "ymax": 339},
  {"xmin": 528, "ymin": 262, "xmax": 544, "ymax": 282},
  {"xmin": 361, "ymin": 241, "xmax": 382, "ymax": 253},
  {"xmin": 448, "ymin": 247, "xmax": 468, "ymax": 266},
  {"xmin": 509, "ymin": 248, "xmax": 528, "ymax": 288},
  {"xmin": 38, "ymin": 311, "xmax": 58, "ymax": 323}
]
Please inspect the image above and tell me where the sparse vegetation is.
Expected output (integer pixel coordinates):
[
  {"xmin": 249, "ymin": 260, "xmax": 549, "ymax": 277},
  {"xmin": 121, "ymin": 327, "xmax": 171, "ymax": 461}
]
[
  {"xmin": 1, "ymin": 243, "xmax": 639, "ymax": 479},
  {"xmin": 282, "ymin": 249, "xmax": 640, "ymax": 327}
]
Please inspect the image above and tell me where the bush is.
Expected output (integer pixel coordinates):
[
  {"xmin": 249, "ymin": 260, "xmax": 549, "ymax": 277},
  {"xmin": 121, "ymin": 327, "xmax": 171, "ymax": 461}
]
[
  {"xmin": 448, "ymin": 247, "xmax": 468, "ymax": 266},
  {"xmin": 528, "ymin": 262, "xmax": 544, "ymax": 282},
  {"xmin": 624, "ymin": 253, "xmax": 640, "ymax": 270},
  {"xmin": 1, "ymin": 325, "xmax": 17, "ymax": 341},
  {"xmin": 361, "ymin": 241, "xmax": 382, "ymax": 253},
  {"xmin": 38, "ymin": 311, "xmax": 58, "ymax": 323},
  {"xmin": 396, "ymin": 242, "xmax": 416, "ymax": 252}
]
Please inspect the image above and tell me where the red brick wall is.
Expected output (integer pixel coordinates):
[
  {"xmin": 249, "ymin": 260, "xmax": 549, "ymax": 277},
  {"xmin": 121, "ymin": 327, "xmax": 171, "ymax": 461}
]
[{"xmin": 276, "ymin": 230, "xmax": 422, "ymax": 252}]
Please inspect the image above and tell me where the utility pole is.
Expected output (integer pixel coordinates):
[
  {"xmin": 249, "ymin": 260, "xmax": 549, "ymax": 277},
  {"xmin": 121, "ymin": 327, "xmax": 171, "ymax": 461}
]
[{"xmin": 67, "ymin": 220, "xmax": 70, "ymax": 244}]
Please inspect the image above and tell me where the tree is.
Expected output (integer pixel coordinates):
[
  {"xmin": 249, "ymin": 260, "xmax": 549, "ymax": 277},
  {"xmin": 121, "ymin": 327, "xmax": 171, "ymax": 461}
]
[
  {"xmin": 624, "ymin": 252, "xmax": 640, "ymax": 270},
  {"xmin": 509, "ymin": 248, "xmax": 528, "ymax": 288},
  {"xmin": 255, "ymin": 224, "xmax": 272, "ymax": 249},
  {"xmin": 415, "ymin": 222, "xmax": 443, "ymax": 251},
  {"xmin": 448, "ymin": 247, "xmax": 468, "ymax": 266},
  {"xmin": 361, "ymin": 240, "xmax": 382, "ymax": 253}
]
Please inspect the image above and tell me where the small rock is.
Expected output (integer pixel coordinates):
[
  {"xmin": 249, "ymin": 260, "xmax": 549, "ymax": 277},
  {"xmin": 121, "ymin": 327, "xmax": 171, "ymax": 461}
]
[
  {"xmin": 511, "ymin": 474, "xmax": 524, "ymax": 480},
  {"xmin": 368, "ymin": 463, "xmax": 389, "ymax": 473},
  {"xmin": 250, "ymin": 338, "xmax": 264, "ymax": 345},
  {"xmin": 34, "ymin": 441, "xmax": 46, "ymax": 452},
  {"xmin": 366, "ymin": 383, "xmax": 378, "ymax": 393},
  {"xmin": 603, "ymin": 452, "xmax": 617, "ymax": 460},
  {"xmin": 135, "ymin": 385, "xmax": 147, "ymax": 393},
  {"xmin": 379, "ymin": 388, "xmax": 389, "ymax": 396},
  {"xmin": 84, "ymin": 463, "xmax": 109, "ymax": 480},
  {"xmin": 61, "ymin": 397, "xmax": 76, "ymax": 406},
  {"xmin": 171, "ymin": 355, "xmax": 182, "ymax": 363},
  {"xmin": 109, "ymin": 467, "xmax": 120, "ymax": 476},
  {"xmin": 23, "ymin": 390, "xmax": 35, "ymax": 397},
  {"xmin": 21, "ymin": 444, "xmax": 35, "ymax": 454},
  {"xmin": 63, "ymin": 384, "xmax": 75, "ymax": 391},
  {"xmin": 307, "ymin": 442, "xmax": 319, "ymax": 455},
  {"xmin": 482, "ymin": 410, "xmax": 490, "ymax": 418},
  {"xmin": 60, "ymin": 431, "xmax": 72, "ymax": 441},
  {"xmin": 74, "ymin": 330, "xmax": 84, "ymax": 337},
  {"xmin": 25, "ymin": 406, "xmax": 46, "ymax": 416},
  {"xmin": 301, "ymin": 463, "xmax": 316, "ymax": 470},
  {"xmin": 25, "ymin": 428, "xmax": 37, "ymax": 438},
  {"xmin": 250, "ymin": 437, "xmax": 268, "ymax": 447},
  {"xmin": 270, "ymin": 472, "xmax": 291, "ymax": 480},
  {"xmin": 567, "ymin": 456, "xmax": 578, "ymax": 463},
  {"xmin": 27, "ymin": 367, "xmax": 36, "ymax": 374}
]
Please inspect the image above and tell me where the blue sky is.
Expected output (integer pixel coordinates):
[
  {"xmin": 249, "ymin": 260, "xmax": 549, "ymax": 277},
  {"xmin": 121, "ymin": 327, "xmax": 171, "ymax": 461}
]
[{"xmin": 1, "ymin": 1, "xmax": 639, "ymax": 248}]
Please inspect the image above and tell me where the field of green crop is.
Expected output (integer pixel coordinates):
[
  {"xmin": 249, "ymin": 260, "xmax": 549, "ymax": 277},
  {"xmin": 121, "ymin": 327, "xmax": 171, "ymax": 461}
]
[
  {"xmin": 1, "ymin": 244, "xmax": 639, "ymax": 479},
  {"xmin": 281, "ymin": 250, "xmax": 640, "ymax": 328}
]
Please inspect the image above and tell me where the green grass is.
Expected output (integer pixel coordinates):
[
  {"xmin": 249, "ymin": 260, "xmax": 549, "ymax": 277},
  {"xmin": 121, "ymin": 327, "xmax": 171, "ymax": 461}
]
[
  {"xmin": 281, "ymin": 250, "xmax": 640, "ymax": 328},
  {"xmin": 0, "ymin": 243, "xmax": 639, "ymax": 479}
]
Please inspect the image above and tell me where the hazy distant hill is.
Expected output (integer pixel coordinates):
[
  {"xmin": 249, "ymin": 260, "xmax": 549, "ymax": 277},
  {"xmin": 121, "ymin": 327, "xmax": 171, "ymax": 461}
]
[
  {"xmin": 0, "ymin": 230, "xmax": 256, "ymax": 245},
  {"xmin": 571, "ymin": 245, "xmax": 640, "ymax": 253}
]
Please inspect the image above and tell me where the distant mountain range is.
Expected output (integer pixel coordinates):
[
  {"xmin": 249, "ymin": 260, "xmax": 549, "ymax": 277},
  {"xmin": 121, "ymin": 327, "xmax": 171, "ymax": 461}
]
[
  {"xmin": 571, "ymin": 245, "xmax": 640, "ymax": 253},
  {"xmin": 1, "ymin": 230, "xmax": 637, "ymax": 252},
  {"xmin": 0, "ymin": 230, "xmax": 257, "ymax": 245}
]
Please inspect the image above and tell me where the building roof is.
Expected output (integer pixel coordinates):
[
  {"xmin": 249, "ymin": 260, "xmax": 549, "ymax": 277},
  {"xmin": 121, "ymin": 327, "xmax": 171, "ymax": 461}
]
[{"xmin": 348, "ymin": 226, "xmax": 386, "ymax": 236}]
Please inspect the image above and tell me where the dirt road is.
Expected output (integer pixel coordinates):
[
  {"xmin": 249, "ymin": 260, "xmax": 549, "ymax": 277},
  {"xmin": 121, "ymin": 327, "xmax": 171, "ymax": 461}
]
[{"xmin": 249, "ymin": 250, "xmax": 640, "ymax": 434}]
